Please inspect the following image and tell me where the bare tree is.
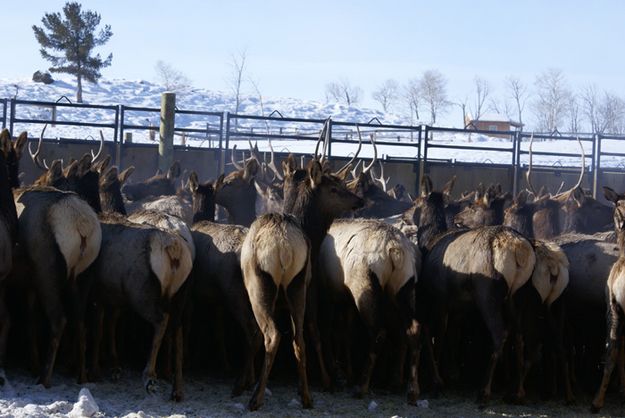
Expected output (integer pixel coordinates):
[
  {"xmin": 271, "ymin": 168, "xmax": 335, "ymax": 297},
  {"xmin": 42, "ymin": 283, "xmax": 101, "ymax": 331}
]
[
  {"xmin": 470, "ymin": 76, "xmax": 490, "ymax": 121},
  {"xmin": 325, "ymin": 78, "xmax": 362, "ymax": 106},
  {"xmin": 506, "ymin": 76, "xmax": 529, "ymax": 127},
  {"xmin": 154, "ymin": 60, "xmax": 191, "ymax": 93},
  {"xmin": 598, "ymin": 92, "xmax": 625, "ymax": 134},
  {"xmin": 419, "ymin": 69, "xmax": 449, "ymax": 125},
  {"xmin": 533, "ymin": 68, "xmax": 571, "ymax": 132},
  {"xmin": 230, "ymin": 50, "xmax": 247, "ymax": 117},
  {"xmin": 404, "ymin": 78, "xmax": 421, "ymax": 124},
  {"xmin": 581, "ymin": 84, "xmax": 599, "ymax": 133},
  {"xmin": 567, "ymin": 94, "xmax": 581, "ymax": 133},
  {"xmin": 249, "ymin": 77, "xmax": 266, "ymax": 117},
  {"xmin": 372, "ymin": 79, "xmax": 399, "ymax": 112},
  {"xmin": 488, "ymin": 96, "xmax": 512, "ymax": 120}
]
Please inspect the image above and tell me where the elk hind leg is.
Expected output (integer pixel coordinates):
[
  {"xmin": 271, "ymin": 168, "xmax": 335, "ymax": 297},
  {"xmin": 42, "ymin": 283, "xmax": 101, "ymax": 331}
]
[
  {"xmin": 353, "ymin": 269, "xmax": 386, "ymax": 399},
  {"xmin": 286, "ymin": 264, "xmax": 313, "ymax": 409},
  {"xmin": 591, "ymin": 298, "xmax": 623, "ymax": 413},
  {"xmin": 248, "ymin": 268, "xmax": 280, "ymax": 411}
]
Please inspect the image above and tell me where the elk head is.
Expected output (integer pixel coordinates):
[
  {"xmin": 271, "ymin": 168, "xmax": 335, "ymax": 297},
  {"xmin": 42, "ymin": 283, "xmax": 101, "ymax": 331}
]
[
  {"xmin": 411, "ymin": 175, "xmax": 453, "ymax": 250},
  {"xmin": 453, "ymin": 184, "xmax": 511, "ymax": 228},
  {"xmin": 0, "ymin": 130, "xmax": 18, "ymax": 241},
  {"xmin": 100, "ymin": 166, "xmax": 135, "ymax": 214},
  {"xmin": 0, "ymin": 129, "xmax": 27, "ymax": 189},
  {"xmin": 188, "ymin": 171, "xmax": 216, "ymax": 223},
  {"xmin": 122, "ymin": 161, "xmax": 180, "ymax": 201},
  {"xmin": 603, "ymin": 186, "xmax": 625, "ymax": 250},
  {"xmin": 214, "ymin": 158, "xmax": 259, "ymax": 226}
]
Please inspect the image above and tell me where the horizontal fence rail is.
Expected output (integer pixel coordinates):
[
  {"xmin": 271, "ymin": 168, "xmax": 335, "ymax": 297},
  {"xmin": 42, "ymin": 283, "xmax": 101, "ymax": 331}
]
[{"xmin": 4, "ymin": 97, "xmax": 625, "ymax": 199}]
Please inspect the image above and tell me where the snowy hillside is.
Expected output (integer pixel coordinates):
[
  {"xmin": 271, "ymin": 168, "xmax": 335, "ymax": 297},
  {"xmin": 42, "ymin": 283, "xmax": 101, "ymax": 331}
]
[{"xmin": 1, "ymin": 75, "xmax": 623, "ymax": 168}]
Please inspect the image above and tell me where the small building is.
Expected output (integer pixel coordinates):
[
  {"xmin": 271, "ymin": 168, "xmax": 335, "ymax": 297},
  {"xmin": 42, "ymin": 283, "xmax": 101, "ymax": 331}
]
[{"xmin": 465, "ymin": 113, "xmax": 523, "ymax": 137}]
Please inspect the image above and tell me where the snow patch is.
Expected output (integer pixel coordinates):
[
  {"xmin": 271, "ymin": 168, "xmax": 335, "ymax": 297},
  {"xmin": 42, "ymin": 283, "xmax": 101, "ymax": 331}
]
[{"xmin": 69, "ymin": 388, "xmax": 99, "ymax": 417}]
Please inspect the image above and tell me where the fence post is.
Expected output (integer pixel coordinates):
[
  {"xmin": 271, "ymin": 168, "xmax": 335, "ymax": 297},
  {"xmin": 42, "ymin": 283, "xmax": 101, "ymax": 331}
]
[
  {"xmin": 9, "ymin": 100, "xmax": 15, "ymax": 134},
  {"xmin": 327, "ymin": 119, "xmax": 333, "ymax": 158},
  {"xmin": 512, "ymin": 131, "xmax": 519, "ymax": 195},
  {"xmin": 1, "ymin": 99, "xmax": 6, "ymax": 129},
  {"xmin": 159, "ymin": 92, "xmax": 176, "ymax": 172},
  {"xmin": 593, "ymin": 133, "xmax": 601, "ymax": 199}
]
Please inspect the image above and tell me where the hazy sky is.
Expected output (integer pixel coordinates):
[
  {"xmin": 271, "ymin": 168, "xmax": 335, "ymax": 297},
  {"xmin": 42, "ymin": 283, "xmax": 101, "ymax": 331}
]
[{"xmin": 4, "ymin": 0, "xmax": 624, "ymax": 126}]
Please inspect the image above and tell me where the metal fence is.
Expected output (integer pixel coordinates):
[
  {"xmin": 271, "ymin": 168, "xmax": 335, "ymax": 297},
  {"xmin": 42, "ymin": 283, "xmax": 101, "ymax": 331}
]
[{"xmin": 4, "ymin": 97, "xmax": 625, "ymax": 199}]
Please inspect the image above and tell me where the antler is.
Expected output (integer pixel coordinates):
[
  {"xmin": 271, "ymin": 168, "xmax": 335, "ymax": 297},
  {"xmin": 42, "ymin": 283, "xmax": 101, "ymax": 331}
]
[
  {"xmin": 362, "ymin": 132, "xmax": 378, "ymax": 175},
  {"xmin": 266, "ymin": 138, "xmax": 283, "ymax": 181},
  {"xmin": 553, "ymin": 136, "xmax": 586, "ymax": 201},
  {"xmin": 29, "ymin": 123, "xmax": 49, "ymax": 170},
  {"xmin": 314, "ymin": 118, "xmax": 331, "ymax": 162},
  {"xmin": 335, "ymin": 125, "xmax": 363, "ymax": 177},
  {"xmin": 525, "ymin": 133, "xmax": 536, "ymax": 195},
  {"xmin": 350, "ymin": 160, "xmax": 362, "ymax": 180},
  {"xmin": 91, "ymin": 130, "xmax": 105, "ymax": 162},
  {"xmin": 230, "ymin": 145, "xmax": 245, "ymax": 170},
  {"xmin": 371, "ymin": 160, "xmax": 390, "ymax": 192}
]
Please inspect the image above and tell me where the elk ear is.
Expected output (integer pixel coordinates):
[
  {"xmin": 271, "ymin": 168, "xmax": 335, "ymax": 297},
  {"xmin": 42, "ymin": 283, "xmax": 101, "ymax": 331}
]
[
  {"xmin": 13, "ymin": 132, "xmax": 27, "ymax": 159},
  {"xmin": 167, "ymin": 161, "xmax": 181, "ymax": 180},
  {"xmin": 93, "ymin": 154, "xmax": 111, "ymax": 174},
  {"xmin": 283, "ymin": 154, "xmax": 296, "ymax": 177},
  {"xmin": 215, "ymin": 174, "xmax": 225, "ymax": 189},
  {"xmin": 48, "ymin": 159, "xmax": 64, "ymax": 183},
  {"xmin": 420, "ymin": 175, "xmax": 432, "ymax": 197},
  {"xmin": 442, "ymin": 175, "xmax": 456, "ymax": 197},
  {"xmin": 243, "ymin": 158, "xmax": 259, "ymax": 183},
  {"xmin": 0, "ymin": 129, "xmax": 10, "ymax": 157},
  {"xmin": 64, "ymin": 160, "xmax": 79, "ymax": 179},
  {"xmin": 571, "ymin": 186, "xmax": 586, "ymax": 206},
  {"xmin": 335, "ymin": 163, "xmax": 351, "ymax": 181},
  {"xmin": 615, "ymin": 208, "xmax": 625, "ymax": 231},
  {"xmin": 603, "ymin": 186, "xmax": 621, "ymax": 204},
  {"xmin": 188, "ymin": 171, "xmax": 199, "ymax": 194},
  {"xmin": 515, "ymin": 190, "xmax": 527, "ymax": 206},
  {"xmin": 308, "ymin": 160, "xmax": 323, "ymax": 188},
  {"xmin": 118, "ymin": 166, "xmax": 135, "ymax": 185},
  {"xmin": 100, "ymin": 166, "xmax": 118, "ymax": 186},
  {"xmin": 77, "ymin": 154, "xmax": 92, "ymax": 177}
]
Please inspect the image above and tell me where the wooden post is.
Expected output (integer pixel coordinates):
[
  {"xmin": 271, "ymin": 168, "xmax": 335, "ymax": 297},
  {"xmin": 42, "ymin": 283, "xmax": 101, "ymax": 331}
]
[{"xmin": 159, "ymin": 92, "xmax": 176, "ymax": 172}]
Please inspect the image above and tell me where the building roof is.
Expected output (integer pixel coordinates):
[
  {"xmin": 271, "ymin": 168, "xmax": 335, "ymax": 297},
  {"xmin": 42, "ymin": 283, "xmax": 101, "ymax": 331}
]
[{"xmin": 468, "ymin": 113, "xmax": 523, "ymax": 128}]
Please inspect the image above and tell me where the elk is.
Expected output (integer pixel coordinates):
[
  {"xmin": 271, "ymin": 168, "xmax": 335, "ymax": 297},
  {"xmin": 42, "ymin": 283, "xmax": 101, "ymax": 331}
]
[
  {"xmin": 0, "ymin": 130, "xmax": 20, "ymax": 384},
  {"xmin": 453, "ymin": 183, "xmax": 511, "ymax": 228},
  {"xmin": 525, "ymin": 134, "xmax": 613, "ymax": 237},
  {"xmin": 318, "ymin": 219, "xmax": 421, "ymax": 403},
  {"xmin": 121, "ymin": 161, "xmax": 193, "ymax": 225},
  {"xmin": 90, "ymin": 165, "xmax": 194, "ymax": 401},
  {"xmin": 590, "ymin": 187, "xmax": 625, "ymax": 412},
  {"xmin": 503, "ymin": 192, "xmax": 573, "ymax": 403},
  {"xmin": 241, "ymin": 126, "xmax": 363, "ymax": 409},
  {"xmin": 240, "ymin": 212, "xmax": 312, "ymax": 410},
  {"xmin": 215, "ymin": 157, "xmax": 259, "ymax": 227},
  {"xmin": 414, "ymin": 176, "xmax": 536, "ymax": 404},
  {"xmin": 187, "ymin": 171, "xmax": 262, "ymax": 396},
  {"xmin": 13, "ymin": 185, "xmax": 101, "ymax": 387},
  {"xmin": 346, "ymin": 130, "xmax": 412, "ymax": 218}
]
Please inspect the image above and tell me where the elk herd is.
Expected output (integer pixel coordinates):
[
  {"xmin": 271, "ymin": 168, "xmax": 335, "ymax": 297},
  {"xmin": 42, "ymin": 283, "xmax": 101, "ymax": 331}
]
[{"xmin": 1, "ymin": 124, "xmax": 625, "ymax": 413}]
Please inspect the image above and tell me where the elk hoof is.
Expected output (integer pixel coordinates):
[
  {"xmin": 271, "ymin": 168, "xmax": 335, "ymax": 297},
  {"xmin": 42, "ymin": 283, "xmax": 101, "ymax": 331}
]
[
  {"xmin": 301, "ymin": 394, "xmax": 313, "ymax": 409},
  {"xmin": 36, "ymin": 376, "xmax": 51, "ymax": 389},
  {"xmin": 407, "ymin": 389, "xmax": 419, "ymax": 405},
  {"xmin": 590, "ymin": 403, "xmax": 602, "ymax": 413},
  {"xmin": 476, "ymin": 390, "xmax": 490, "ymax": 407},
  {"xmin": 565, "ymin": 397, "xmax": 576, "ymax": 406},
  {"xmin": 145, "ymin": 378, "xmax": 158, "ymax": 395},
  {"xmin": 171, "ymin": 389, "xmax": 184, "ymax": 402},
  {"xmin": 352, "ymin": 388, "xmax": 365, "ymax": 399},
  {"xmin": 231, "ymin": 383, "xmax": 244, "ymax": 398},
  {"xmin": 248, "ymin": 396, "xmax": 264, "ymax": 411},
  {"xmin": 111, "ymin": 367, "xmax": 122, "ymax": 382}
]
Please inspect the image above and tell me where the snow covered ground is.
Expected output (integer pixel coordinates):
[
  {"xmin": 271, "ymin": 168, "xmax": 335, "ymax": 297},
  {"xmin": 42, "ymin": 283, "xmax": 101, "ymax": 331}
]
[
  {"xmin": 0, "ymin": 368, "xmax": 621, "ymax": 418},
  {"xmin": 2, "ymin": 76, "xmax": 623, "ymax": 169}
]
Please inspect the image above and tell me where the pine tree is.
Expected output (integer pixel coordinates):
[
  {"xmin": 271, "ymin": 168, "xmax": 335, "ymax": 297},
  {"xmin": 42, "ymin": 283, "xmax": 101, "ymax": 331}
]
[{"xmin": 32, "ymin": 2, "xmax": 112, "ymax": 103}]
